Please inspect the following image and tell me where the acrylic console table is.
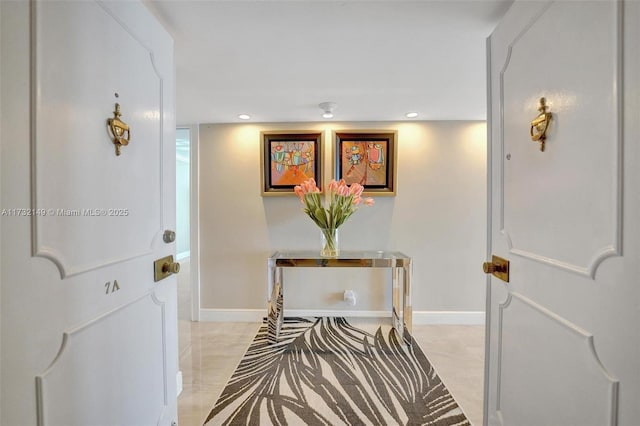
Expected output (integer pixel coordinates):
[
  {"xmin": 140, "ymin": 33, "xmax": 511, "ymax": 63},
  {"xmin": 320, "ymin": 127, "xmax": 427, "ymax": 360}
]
[{"xmin": 267, "ymin": 251, "xmax": 412, "ymax": 344}]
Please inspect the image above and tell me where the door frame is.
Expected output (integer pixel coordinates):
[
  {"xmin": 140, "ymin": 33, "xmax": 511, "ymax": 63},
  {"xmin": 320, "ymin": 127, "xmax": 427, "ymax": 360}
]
[
  {"xmin": 0, "ymin": 4, "xmax": 3, "ymax": 416},
  {"xmin": 177, "ymin": 123, "xmax": 201, "ymax": 321},
  {"xmin": 190, "ymin": 123, "xmax": 201, "ymax": 321},
  {"xmin": 483, "ymin": 35, "xmax": 494, "ymax": 426}
]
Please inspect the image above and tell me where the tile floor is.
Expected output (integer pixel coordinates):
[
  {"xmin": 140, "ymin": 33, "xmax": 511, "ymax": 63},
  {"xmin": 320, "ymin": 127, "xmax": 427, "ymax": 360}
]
[{"xmin": 177, "ymin": 320, "xmax": 485, "ymax": 426}]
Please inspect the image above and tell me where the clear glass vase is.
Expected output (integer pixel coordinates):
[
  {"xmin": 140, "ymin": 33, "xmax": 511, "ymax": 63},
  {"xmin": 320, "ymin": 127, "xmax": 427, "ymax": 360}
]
[{"xmin": 320, "ymin": 227, "xmax": 339, "ymax": 257}]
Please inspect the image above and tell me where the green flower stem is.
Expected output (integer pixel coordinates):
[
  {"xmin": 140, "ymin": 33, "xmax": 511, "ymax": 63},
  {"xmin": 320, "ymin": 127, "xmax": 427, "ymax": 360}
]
[{"xmin": 320, "ymin": 228, "xmax": 338, "ymax": 257}]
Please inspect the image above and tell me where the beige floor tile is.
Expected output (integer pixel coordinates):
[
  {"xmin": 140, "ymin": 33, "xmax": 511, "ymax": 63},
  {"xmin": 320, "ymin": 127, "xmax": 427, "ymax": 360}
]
[
  {"xmin": 413, "ymin": 325, "xmax": 485, "ymax": 426},
  {"xmin": 177, "ymin": 384, "xmax": 219, "ymax": 426}
]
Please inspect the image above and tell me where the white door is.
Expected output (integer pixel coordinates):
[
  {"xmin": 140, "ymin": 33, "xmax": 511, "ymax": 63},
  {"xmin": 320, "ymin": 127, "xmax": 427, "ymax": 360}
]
[
  {"xmin": 484, "ymin": 1, "xmax": 639, "ymax": 425},
  {"xmin": 1, "ymin": 1, "xmax": 178, "ymax": 425}
]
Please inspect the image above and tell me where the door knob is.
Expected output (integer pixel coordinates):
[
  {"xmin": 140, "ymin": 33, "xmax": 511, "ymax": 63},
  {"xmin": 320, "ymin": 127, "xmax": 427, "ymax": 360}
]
[
  {"xmin": 163, "ymin": 230, "xmax": 176, "ymax": 243},
  {"xmin": 483, "ymin": 255, "xmax": 510, "ymax": 282},
  {"xmin": 162, "ymin": 260, "xmax": 180, "ymax": 274},
  {"xmin": 154, "ymin": 255, "xmax": 180, "ymax": 282},
  {"xmin": 483, "ymin": 262, "xmax": 504, "ymax": 274}
]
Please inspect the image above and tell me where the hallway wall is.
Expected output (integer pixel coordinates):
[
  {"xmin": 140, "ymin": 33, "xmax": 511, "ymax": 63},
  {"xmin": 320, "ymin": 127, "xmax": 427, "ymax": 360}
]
[{"xmin": 197, "ymin": 121, "xmax": 487, "ymax": 322}]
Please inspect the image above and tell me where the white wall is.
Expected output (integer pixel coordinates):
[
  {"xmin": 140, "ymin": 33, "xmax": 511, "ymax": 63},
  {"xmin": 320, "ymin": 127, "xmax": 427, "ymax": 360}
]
[{"xmin": 198, "ymin": 121, "xmax": 486, "ymax": 321}]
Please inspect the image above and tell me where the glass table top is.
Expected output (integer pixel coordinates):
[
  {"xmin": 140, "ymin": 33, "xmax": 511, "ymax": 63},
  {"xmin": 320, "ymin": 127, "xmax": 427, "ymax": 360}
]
[{"xmin": 269, "ymin": 250, "xmax": 411, "ymax": 267}]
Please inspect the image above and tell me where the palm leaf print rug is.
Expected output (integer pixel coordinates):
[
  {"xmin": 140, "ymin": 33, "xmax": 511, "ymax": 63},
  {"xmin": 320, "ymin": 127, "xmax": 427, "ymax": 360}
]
[{"xmin": 204, "ymin": 317, "xmax": 470, "ymax": 426}]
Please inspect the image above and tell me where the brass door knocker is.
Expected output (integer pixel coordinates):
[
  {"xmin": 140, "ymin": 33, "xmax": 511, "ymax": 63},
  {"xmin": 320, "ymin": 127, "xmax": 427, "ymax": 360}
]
[
  {"xmin": 530, "ymin": 97, "xmax": 552, "ymax": 152},
  {"xmin": 108, "ymin": 103, "xmax": 131, "ymax": 156}
]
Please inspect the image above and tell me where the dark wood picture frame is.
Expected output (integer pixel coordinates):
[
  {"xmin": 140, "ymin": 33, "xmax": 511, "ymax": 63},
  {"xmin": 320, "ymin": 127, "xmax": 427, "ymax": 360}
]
[
  {"xmin": 333, "ymin": 130, "xmax": 397, "ymax": 196},
  {"xmin": 260, "ymin": 131, "xmax": 323, "ymax": 196}
]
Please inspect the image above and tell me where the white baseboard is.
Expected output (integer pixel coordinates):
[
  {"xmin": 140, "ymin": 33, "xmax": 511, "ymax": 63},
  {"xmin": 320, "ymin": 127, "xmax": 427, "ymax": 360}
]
[
  {"xmin": 176, "ymin": 370, "xmax": 183, "ymax": 397},
  {"xmin": 199, "ymin": 308, "xmax": 485, "ymax": 325}
]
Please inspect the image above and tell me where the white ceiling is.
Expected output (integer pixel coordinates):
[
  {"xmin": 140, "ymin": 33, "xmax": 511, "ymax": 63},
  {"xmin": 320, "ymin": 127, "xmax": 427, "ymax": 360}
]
[{"xmin": 145, "ymin": 0, "xmax": 513, "ymax": 124}]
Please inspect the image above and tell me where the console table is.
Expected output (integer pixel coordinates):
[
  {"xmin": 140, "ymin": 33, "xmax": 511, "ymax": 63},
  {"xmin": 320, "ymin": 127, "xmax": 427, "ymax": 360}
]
[{"xmin": 267, "ymin": 251, "xmax": 412, "ymax": 343}]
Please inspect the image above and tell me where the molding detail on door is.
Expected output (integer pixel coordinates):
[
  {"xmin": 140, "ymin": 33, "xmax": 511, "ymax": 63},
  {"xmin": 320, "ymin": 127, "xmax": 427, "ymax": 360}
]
[
  {"xmin": 35, "ymin": 291, "xmax": 168, "ymax": 426},
  {"xmin": 498, "ymin": 1, "xmax": 622, "ymax": 279},
  {"xmin": 496, "ymin": 292, "xmax": 619, "ymax": 426},
  {"xmin": 31, "ymin": 1, "xmax": 165, "ymax": 278}
]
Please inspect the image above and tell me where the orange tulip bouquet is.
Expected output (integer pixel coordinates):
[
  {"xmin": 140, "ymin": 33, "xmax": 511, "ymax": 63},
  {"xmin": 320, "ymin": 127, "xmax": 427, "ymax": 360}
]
[{"xmin": 294, "ymin": 178, "xmax": 374, "ymax": 257}]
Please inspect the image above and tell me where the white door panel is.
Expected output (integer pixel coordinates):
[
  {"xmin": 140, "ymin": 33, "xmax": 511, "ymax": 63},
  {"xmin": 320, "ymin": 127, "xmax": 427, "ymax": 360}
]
[
  {"xmin": 497, "ymin": 293, "xmax": 617, "ymax": 426},
  {"xmin": 1, "ymin": 1, "xmax": 177, "ymax": 425},
  {"xmin": 486, "ymin": 1, "xmax": 639, "ymax": 425},
  {"xmin": 37, "ymin": 294, "xmax": 167, "ymax": 426},
  {"xmin": 501, "ymin": 0, "xmax": 620, "ymax": 277},
  {"xmin": 34, "ymin": 0, "xmax": 162, "ymax": 276}
]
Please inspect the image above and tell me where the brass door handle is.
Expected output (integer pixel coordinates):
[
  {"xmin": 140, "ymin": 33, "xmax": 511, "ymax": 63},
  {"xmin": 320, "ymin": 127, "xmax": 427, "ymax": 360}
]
[
  {"xmin": 163, "ymin": 260, "xmax": 180, "ymax": 274},
  {"xmin": 154, "ymin": 255, "xmax": 180, "ymax": 282},
  {"xmin": 483, "ymin": 255, "xmax": 510, "ymax": 282},
  {"xmin": 483, "ymin": 262, "xmax": 503, "ymax": 274}
]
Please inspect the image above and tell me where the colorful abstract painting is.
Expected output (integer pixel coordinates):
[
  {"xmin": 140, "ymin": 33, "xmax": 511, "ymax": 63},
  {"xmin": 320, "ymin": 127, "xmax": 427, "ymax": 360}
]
[
  {"xmin": 340, "ymin": 140, "xmax": 388, "ymax": 186},
  {"xmin": 270, "ymin": 140, "xmax": 316, "ymax": 185},
  {"xmin": 261, "ymin": 132, "xmax": 323, "ymax": 195},
  {"xmin": 335, "ymin": 131, "xmax": 396, "ymax": 195}
]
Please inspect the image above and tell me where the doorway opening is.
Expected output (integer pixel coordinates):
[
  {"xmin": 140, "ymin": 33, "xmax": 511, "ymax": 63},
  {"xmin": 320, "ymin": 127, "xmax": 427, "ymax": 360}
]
[{"xmin": 176, "ymin": 127, "xmax": 192, "ymax": 361}]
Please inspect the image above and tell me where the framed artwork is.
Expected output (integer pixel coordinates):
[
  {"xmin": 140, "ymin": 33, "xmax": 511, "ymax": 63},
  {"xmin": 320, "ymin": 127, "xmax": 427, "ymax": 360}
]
[
  {"xmin": 260, "ymin": 131, "xmax": 323, "ymax": 196},
  {"xmin": 333, "ymin": 130, "xmax": 397, "ymax": 196}
]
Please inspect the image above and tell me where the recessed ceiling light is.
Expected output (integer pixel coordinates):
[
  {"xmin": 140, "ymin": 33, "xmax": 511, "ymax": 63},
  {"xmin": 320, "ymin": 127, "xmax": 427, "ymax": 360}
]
[
  {"xmin": 405, "ymin": 112, "xmax": 419, "ymax": 118},
  {"xmin": 238, "ymin": 114, "xmax": 251, "ymax": 120}
]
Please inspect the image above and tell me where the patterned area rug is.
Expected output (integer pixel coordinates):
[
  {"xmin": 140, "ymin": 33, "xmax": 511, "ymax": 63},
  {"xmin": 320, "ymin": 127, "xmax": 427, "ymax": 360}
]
[{"xmin": 204, "ymin": 317, "xmax": 470, "ymax": 426}]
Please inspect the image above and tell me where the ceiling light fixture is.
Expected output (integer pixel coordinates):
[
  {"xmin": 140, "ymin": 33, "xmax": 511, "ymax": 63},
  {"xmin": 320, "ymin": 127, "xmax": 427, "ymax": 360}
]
[
  {"xmin": 405, "ymin": 112, "xmax": 419, "ymax": 119},
  {"xmin": 319, "ymin": 102, "xmax": 337, "ymax": 119},
  {"xmin": 238, "ymin": 114, "xmax": 251, "ymax": 120}
]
